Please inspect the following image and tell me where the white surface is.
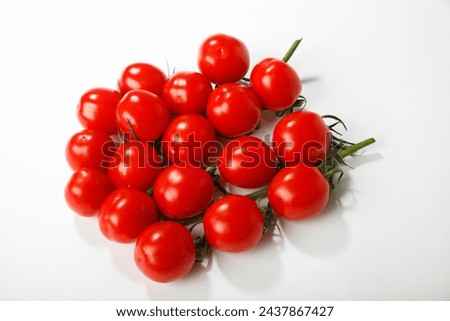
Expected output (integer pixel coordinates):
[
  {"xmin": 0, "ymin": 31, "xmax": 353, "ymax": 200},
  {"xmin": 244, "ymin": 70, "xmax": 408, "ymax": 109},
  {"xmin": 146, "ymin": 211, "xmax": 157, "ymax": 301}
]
[{"xmin": 1, "ymin": 0, "xmax": 450, "ymax": 300}]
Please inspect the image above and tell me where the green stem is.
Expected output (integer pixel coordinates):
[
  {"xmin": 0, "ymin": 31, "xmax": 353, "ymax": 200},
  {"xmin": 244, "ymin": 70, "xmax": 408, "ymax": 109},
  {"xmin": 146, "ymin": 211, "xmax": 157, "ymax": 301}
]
[
  {"xmin": 338, "ymin": 138, "xmax": 376, "ymax": 159},
  {"xmin": 282, "ymin": 38, "xmax": 302, "ymax": 63},
  {"xmin": 246, "ymin": 187, "xmax": 268, "ymax": 200}
]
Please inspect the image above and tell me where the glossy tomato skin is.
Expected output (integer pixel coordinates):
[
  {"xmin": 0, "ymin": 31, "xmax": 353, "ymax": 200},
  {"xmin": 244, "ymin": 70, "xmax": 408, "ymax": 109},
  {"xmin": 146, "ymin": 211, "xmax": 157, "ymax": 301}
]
[
  {"xmin": 162, "ymin": 114, "xmax": 218, "ymax": 167},
  {"xmin": 272, "ymin": 110, "xmax": 331, "ymax": 166},
  {"xmin": 162, "ymin": 71, "xmax": 212, "ymax": 115},
  {"xmin": 268, "ymin": 165, "xmax": 329, "ymax": 220},
  {"xmin": 134, "ymin": 221, "xmax": 195, "ymax": 283},
  {"xmin": 198, "ymin": 34, "xmax": 250, "ymax": 84},
  {"xmin": 218, "ymin": 136, "xmax": 278, "ymax": 188},
  {"xmin": 250, "ymin": 58, "xmax": 302, "ymax": 111},
  {"xmin": 203, "ymin": 195, "xmax": 264, "ymax": 253},
  {"xmin": 107, "ymin": 141, "xmax": 164, "ymax": 192},
  {"xmin": 77, "ymin": 88, "xmax": 122, "ymax": 135},
  {"xmin": 206, "ymin": 83, "xmax": 262, "ymax": 137},
  {"xmin": 116, "ymin": 89, "xmax": 170, "ymax": 142},
  {"xmin": 153, "ymin": 165, "xmax": 214, "ymax": 220},
  {"xmin": 118, "ymin": 62, "xmax": 167, "ymax": 96},
  {"xmin": 98, "ymin": 187, "xmax": 158, "ymax": 243},
  {"xmin": 64, "ymin": 167, "xmax": 114, "ymax": 217},
  {"xmin": 65, "ymin": 129, "xmax": 115, "ymax": 171}
]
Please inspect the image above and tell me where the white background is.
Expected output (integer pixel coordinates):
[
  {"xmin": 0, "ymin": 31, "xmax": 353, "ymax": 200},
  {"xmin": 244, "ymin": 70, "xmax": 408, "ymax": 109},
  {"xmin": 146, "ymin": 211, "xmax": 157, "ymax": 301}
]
[{"xmin": 1, "ymin": 0, "xmax": 449, "ymax": 301}]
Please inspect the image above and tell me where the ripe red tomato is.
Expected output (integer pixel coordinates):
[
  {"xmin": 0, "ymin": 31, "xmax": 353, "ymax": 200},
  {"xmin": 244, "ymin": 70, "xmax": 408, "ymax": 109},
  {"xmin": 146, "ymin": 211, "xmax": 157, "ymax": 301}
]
[
  {"xmin": 198, "ymin": 34, "xmax": 250, "ymax": 84},
  {"xmin": 118, "ymin": 62, "xmax": 167, "ymax": 96},
  {"xmin": 65, "ymin": 129, "xmax": 116, "ymax": 171},
  {"xmin": 268, "ymin": 165, "xmax": 329, "ymax": 220},
  {"xmin": 116, "ymin": 89, "xmax": 170, "ymax": 142},
  {"xmin": 218, "ymin": 136, "xmax": 277, "ymax": 188},
  {"xmin": 272, "ymin": 110, "xmax": 331, "ymax": 166},
  {"xmin": 77, "ymin": 88, "xmax": 122, "ymax": 135},
  {"xmin": 250, "ymin": 58, "xmax": 302, "ymax": 111},
  {"xmin": 203, "ymin": 195, "xmax": 264, "ymax": 252},
  {"xmin": 134, "ymin": 221, "xmax": 195, "ymax": 283},
  {"xmin": 206, "ymin": 83, "xmax": 262, "ymax": 137},
  {"xmin": 107, "ymin": 141, "xmax": 164, "ymax": 192},
  {"xmin": 98, "ymin": 187, "xmax": 158, "ymax": 243},
  {"xmin": 161, "ymin": 114, "xmax": 218, "ymax": 167},
  {"xmin": 153, "ymin": 165, "xmax": 214, "ymax": 220},
  {"xmin": 162, "ymin": 71, "xmax": 213, "ymax": 115},
  {"xmin": 64, "ymin": 168, "xmax": 114, "ymax": 217}
]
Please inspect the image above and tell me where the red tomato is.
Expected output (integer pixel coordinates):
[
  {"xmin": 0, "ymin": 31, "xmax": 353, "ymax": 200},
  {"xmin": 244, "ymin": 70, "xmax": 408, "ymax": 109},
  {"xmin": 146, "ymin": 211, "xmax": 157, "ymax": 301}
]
[
  {"xmin": 272, "ymin": 110, "xmax": 331, "ymax": 166},
  {"xmin": 161, "ymin": 114, "xmax": 218, "ymax": 167},
  {"xmin": 153, "ymin": 165, "xmax": 214, "ymax": 220},
  {"xmin": 203, "ymin": 195, "xmax": 264, "ymax": 252},
  {"xmin": 218, "ymin": 136, "xmax": 277, "ymax": 188},
  {"xmin": 116, "ymin": 89, "xmax": 170, "ymax": 142},
  {"xmin": 118, "ymin": 62, "xmax": 167, "ymax": 96},
  {"xmin": 77, "ymin": 88, "xmax": 122, "ymax": 135},
  {"xmin": 65, "ymin": 129, "xmax": 115, "ymax": 171},
  {"xmin": 134, "ymin": 221, "xmax": 195, "ymax": 283},
  {"xmin": 107, "ymin": 141, "xmax": 164, "ymax": 192},
  {"xmin": 206, "ymin": 83, "xmax": 262, "ymax": 137},
  {"xmin": 250, "ymin": 58, "xmax": 302, "ymax": 111},
  {"xmin": 162, "ymin": 71, "xmax": 212, "ymax": 115},
  {"xmin": 198, "ymin": 34, "xmax": 250, "ymax": 84},
  {"xmin": 268, "ymin": 165, "xmax": 329, "ymax": 220},
  {"xmin": 64, "ymin": 168, "xmax": 114, "ymax": 217},
  {"xmin": 98, "ymin": 187, "xmax": 158, "ymax": 243}
]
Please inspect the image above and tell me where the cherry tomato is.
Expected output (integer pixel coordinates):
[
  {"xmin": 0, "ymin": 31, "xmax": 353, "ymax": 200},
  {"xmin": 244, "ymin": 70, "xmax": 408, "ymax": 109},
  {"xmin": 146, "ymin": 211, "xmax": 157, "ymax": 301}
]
[
  {"xmin": 134, "ymin": 221, "xmax": 195, "ymax": 283},
  {"xmin": 107, "ymin": 141, "xmax": 164, "ymax": 192},
  {"xmin": 203, "ymin": 195, "xmax": 264, "ymax": 253},
  {"xmin": 250, "ymin": 58, "xmax": 302, "ymax": 111},
  {"xmin": 77, "ymin": 88, "xmax": 122, "ymax": 135},
  {"xmin": 218, "ymin": 136, "xmax": 277, "ymax": 188},
  {"xmin": 64, "ymin": 167, "xmax": 114, "ymax": 217},
  {"xmin": 153, "ymin": 165, "xmax": 214, "ymax": 220},
  {"xmin": 206, "ymin": 83, "xmax": 262, "ymax": 137},
  {"xmin": 162, "ymin": 71, "xmax": 212, "ymax": 115},
  {"xmin": 116, "ymin": 89, "xmax": 170, "ymax": 142},
  {"xmin": 65, "ymin": 129, "xmax": 115, "ymax": 171},
  {"xmin": 272, "ymin": 110, "xmax": 331, "ymax": 166},
  {"xmin": 268, "ymin": 165, "xmax": 329, "ymax": 220},
  {"xmin": 118, "ymin": 62, "xmax": 167, "ymax": 96},
  {"xmin": 162, "ymin": 114, "xmax": 218, "ymax": 167},
  {"xmin": 198, "ymin": 34, "xmax": 250, "ymax": 84},
  {"xmin": 98, "ymin": 187, "xmax": 158, "ymax": 243}
]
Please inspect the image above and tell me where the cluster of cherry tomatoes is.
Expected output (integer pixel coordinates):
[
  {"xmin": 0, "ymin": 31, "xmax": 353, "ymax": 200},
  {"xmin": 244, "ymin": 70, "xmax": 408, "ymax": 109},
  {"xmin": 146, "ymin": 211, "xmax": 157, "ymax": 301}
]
[{"xmin": 64, "ymin": 34, "xmax": 375, "ymax": 283}]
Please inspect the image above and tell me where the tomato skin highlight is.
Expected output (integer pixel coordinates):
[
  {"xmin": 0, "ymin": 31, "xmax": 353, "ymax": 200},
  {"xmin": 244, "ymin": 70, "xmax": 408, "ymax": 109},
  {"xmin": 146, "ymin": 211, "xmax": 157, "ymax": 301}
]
[
  {"xmin": 272, "ymin": 110, "xmax": 331, "ymax": 166},
  {"xmin": 206, "ymin": 83, "xmax": 262, "ymax": 138},
  {"xmin": 162, "ymin": 113, "xmax": 218, "ymax": 167},
  {"xmin": 98, "ymin": 188, "xmax": 158, "ymax": 243},
  {"xmin": 153, "ymin": 165, "xmax": 215, "ymax": 220},
  {"xmin": 268, "ymin": 165, "xmax": 329, "ymax": 220},
  {"xmin": 134, "ymin": 221, "xmax": 195, "ymax": 283},
  {"xmin": 118, "ymin": 62, "xmax": 167, "ymax": 96},
  {"xmin": 64, "ymin": 167, "xmax": 114, "ymax": 217},
  {"xmin": 162, "ymin": 71, "xmax": 213, "ymax": 115},
  {"xmin": 107, "ymin": 141, "xmax": 164, "ymax": 192},
  {"xmin": 203, "ymin": 195, "xmax": 264, "ymax": 253},
  {"xmin": 77, "ymin": 88, "xmax": 122, "ymax": 135},
  {"xmin": 116, "ymin": 89, "xmax": 170, "ymax": 142},
  {"xmin": 218, "ymin": 136, "xmax": 278, "ymax": 188},
  {"xmin": 65, "ymin": 129, "xmax": 115, "ymax": 171},
  {"xmin": 198, "ymin": 34, "xmax": 250, "ymax": 84},
  {"xmin": 250, "ymin": 58, "xmax": 302, "ymax": 111}
]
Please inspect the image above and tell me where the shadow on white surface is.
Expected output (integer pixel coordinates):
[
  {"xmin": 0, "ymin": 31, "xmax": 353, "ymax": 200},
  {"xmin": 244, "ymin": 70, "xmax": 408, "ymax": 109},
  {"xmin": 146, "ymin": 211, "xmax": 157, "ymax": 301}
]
[
  {"xmin": 213, "ymin": 231, "xmax": 284, "ymax": 291},
  {"xmin": 144, "ymin": 260, "xmax": 212, "ymax": 300},
  {"xmin": 73, "ymin": 215, "xmax": 108, "ymax": 249},
  {"xmin": 280, "ymin": 176, "xmax": 352, "ymax": 257}
]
